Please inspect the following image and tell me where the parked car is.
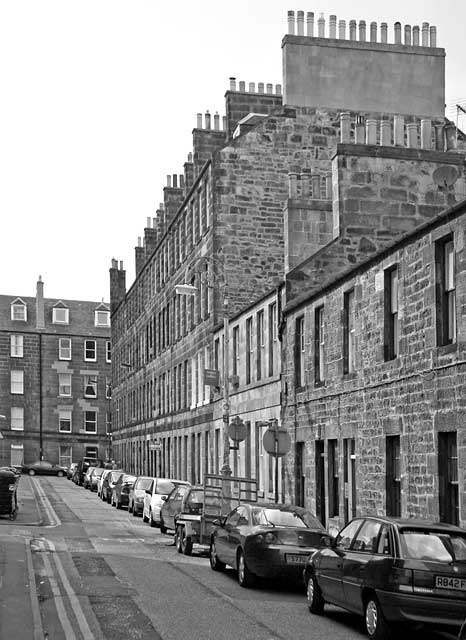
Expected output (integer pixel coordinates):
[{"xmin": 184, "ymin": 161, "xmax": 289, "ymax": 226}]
[
  {"xmin": 459, "ymin": 619, "xmax": 466, "ymax": 640},
  {"xmin": 97, "ymin": 469, "xmax": 112, "ymax": 497},
  {"xmin": 111, "ymin": 473, "xmax": 137, "ymax": 509},
  {"xmin": 304, "ymin": 516, "xmax": 466, "ymax": 640},
  {"xmin": 209, "ymin": 503, "xmax": 327, "ymax": 588},
  {"xmin": 142, "ymin": 478, "xmax": 190, "ymax": 529},
  {"xmin": 67, "ymin": 462, "xmax": 78, "ymax": 480},
  {"xmin": 89, "ymin": 467, "xmax": 105, "ymax": 492},
  {"xmin": 160, "ymin": 484, "xmax": 201, "ymax": 534},
  {"xmin": 74, "ymin": 457, "xmax": 102, "ymax": 486},
  {"xmin": 22, "ymin": 460, "xmax": 68, "ymax": 477},
  {"xmin": 82, "ymin": 466, "xmax": 95, "ymax": 489},
  {"xmin": 100, "ymin": 469, "xmax": 123, "ymax": 503},
  {"xmin": 128, "ymin": 476, "xmax": 154, "ymax": 516}
]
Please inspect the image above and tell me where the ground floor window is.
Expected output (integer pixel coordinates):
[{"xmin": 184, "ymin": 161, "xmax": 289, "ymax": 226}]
[
  {"xmin": 11, "ymin": 444, "xmax": 23, "ymax": 466},
  {"xmin": 59, "ymin": 445, "xmax": 72, "ymax": 468}
]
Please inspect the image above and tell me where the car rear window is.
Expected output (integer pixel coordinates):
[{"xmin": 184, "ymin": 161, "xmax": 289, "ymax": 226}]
[
  {"xmin": 400, "ymin": 530, "xmax": 466, "ymax": 562},
  {"xmin": 135, "ymin": 477, "xmax": 152, "ymax": 490},
  {"xmin": 251, "ymin": 507, "xmax": 321, "ymax": 528},
  {"xmin": 156, "ymin": 480, "xmax": 175, "ymax": 495}
]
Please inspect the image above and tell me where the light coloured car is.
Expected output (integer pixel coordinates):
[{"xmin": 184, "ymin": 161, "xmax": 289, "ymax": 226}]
[
  {"xmin": 97, "ymin": 469, "xmax": 112, "ymax": 497},
  {"xmin": 142, "ymin": 478, "xmax": 190, "ymax": 528},
  {"xmin": 128, "ymin": 476, "xmax": 155, "ymax": 517}
]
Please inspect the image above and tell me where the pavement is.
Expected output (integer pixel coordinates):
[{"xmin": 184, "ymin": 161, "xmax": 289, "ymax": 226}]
[{"xmin": 0, "ymin": 475, "xmax": 44, "ymax": 639}]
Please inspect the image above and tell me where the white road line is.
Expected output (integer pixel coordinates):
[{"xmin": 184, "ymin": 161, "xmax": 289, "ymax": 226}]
[
  {"xmin": 45, "ymin": 539, "xmax": 95, "ymax": 640},
  {"xmin": 41, "ymin": 545, "xmax": 78, "ymax": 640},
  {"xmin": 25, "ymin": 537, "xmax": 45, "ymax": 640},
  {"xmin": 32, "ymin": 477, "xmax": 61, "ymax": 527}
]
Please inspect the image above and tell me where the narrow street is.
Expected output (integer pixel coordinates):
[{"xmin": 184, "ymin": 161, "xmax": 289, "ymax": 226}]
[{"xmin": 0, "ymin": 476, "xmax": 458, "ymax": 640}]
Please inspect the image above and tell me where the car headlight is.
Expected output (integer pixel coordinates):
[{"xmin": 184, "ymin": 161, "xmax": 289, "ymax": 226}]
[{"xmin": 253, "ymin": 532, "xmax": 278, "ymax": 545}]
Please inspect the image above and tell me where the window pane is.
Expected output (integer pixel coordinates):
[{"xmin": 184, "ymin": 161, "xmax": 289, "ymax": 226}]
[{"xmin": 11, "ymin": 407, "xmax": 24, "ymax": 430}]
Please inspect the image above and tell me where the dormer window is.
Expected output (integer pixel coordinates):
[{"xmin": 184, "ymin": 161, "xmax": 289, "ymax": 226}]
[
  {"xmin": 53, "ymin": 304, "xmax": 69, "ymax": 324},
  {"xmin": 11, "ymin": 299, "xmax": 27, "ymax": 321},
  {"xmin": 95, "ymin": 310, "xmax": 110, "ymax": 327}
]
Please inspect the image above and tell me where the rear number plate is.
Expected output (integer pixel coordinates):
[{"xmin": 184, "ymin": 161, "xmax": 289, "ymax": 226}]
[
  {"xmin": 285, "ymin": 554, "xmax": 308, "ymax": 564},
  {"xmin": 435, "ymin": 576, "xmax": 466, "ymax": 591}
]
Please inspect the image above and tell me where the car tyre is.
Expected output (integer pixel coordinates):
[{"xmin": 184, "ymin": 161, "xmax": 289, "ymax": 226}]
[
  {"xmin": 159, "ymin": 516, "xmax": 167, "ymax": 534},
  {"xmin": 132, "ymin": 507, "xmax": 138, "ymax": 518},
  {"xmin": 28, "ymin": 469, "xmax": 36, "ymax": 476},
  {"xmin": 365, "ymin": 595, "xmax": 391, "ymax": 640},
  {"xmin": 209, "ymin": 540, "xmax": 226, "ymax": 572},
  {"xmin": 149, "ymin": 509, "xmax": 157, "ymax": 527},
  {"xmin": 180, "ymin": 527, "xmax": 193, "ymax": 556},
  {"xmin": 237, "ymin": 550, "xmax": 255, "ymax": 588},
  {"xmin": 143, "ymin": 511, "xmax": 149, "ymax": 523},
  {"xmin": 306, "ymin": 575, "xmax": 325, "ymax": 614},
  {"xmin": 128, "ymin": 503, "xmax": 133, "ymax": 514}
]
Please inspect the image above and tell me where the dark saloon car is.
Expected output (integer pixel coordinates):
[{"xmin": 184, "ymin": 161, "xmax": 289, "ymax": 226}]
[
  {"xmin": 304, "ymin": 516, "xmax": 466, "ymax": 640},
  {"xmin": 22, "ymin": 460, "xmax": 67, "ymax": 477},
  {"xmin": 111, "ymin": 473, "xmax": 136, "ymax": 509},
  {"xmin": 209, "ymin": 503, "xmax": 327, "ymax": 588},
  {"xmin": 100, "ymin": 469, "xmax": 123, "ymax": 503},
  {"xmin": 128, "ymin": 476, "xmax": 154, "ymax": 516}
]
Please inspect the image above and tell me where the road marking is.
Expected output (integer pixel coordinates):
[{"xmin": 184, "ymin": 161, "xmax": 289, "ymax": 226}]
[
  {"xmin": 25, "ymin": 537, "xmax": 45, "ymax": 640},
  {"xmin": 40, "ymin": 541, "xmax": 78, "ymax": 640},
  {"xmin": 44, "ymin": 539, "xmax": 95, "ymax": 640},
  {"xmin": 31, "ymin": 477, "xmax": 61, "ymax": 527}
]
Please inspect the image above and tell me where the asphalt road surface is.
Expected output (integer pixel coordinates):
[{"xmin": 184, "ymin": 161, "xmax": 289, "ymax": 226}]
[{"xmin": 0, "ymin": 476, "xmax": 459, "ymax": 640}]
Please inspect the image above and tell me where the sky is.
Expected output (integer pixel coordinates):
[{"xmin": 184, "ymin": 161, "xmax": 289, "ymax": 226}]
[{"xmin": 0, "ymin": 0, "xmax": 465, "ymax": 303}]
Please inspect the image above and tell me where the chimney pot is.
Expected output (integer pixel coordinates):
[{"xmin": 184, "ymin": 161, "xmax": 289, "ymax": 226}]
[
  {"xmin": 229, "ymin": 77, "xmax": 236, "ymax": 91},
  {"xmin": 421, "ymin": 22, "xmax": 429, "ymax": 46},
  {"xmin": 239, "ymin": 80, "xmax": 245, "ymax": 92},
  {"xmin": 430, "ymin": 25, "xmax": 437, "ymax": 47},
  {"xmin": 266, "ymin": 83, "xmax": 273, "ymax": 94},
  {"xmin": 394, "ymin": 21, "xmax": 402, "ymax": 45},
  {"xmin": 413, "ymin": 25, "xmax": 420, "ymax": 46},
  {"xmin": 297, "ymin": 10, "xmax": 304, "ymax": 35},
  {"xmin": 380, "ymin": 22, "xmax": 388, "ymax": 43},
  {"xmin": 358, "ymin": 20, "xmax": 366, "ymax": 41},
  {"xmin": 287, "ymin": 10, "xmax": 295, "ymax": 35},
  {"xmin": 214, "ymin": 112, "xmax": 220, "ymax": 130},
  {"xmin": 258, "ymin": 82, "xmax": 264, "ymax": 93},
  {"xmin": 329, "ymin": 15, "xmax": 337, "ymax": 39},
  {"xmin": 188, "ymin": 152, "xmax": 193, "ymax": 162},
  {"xmin": 172, "ymin": 174, "xmax": 178, "ymax": 188},
  {"xmin": 349, "ymin": 20, "xmax": 357, "ymax": 40},
  {"xmin": 205, "ymin": 110, "xmax": 211, "ymax": 129},
  {"xmin": 146, "ymin": 217, "xmax": 151, "ymax": 228},
  {"xmin": 404, "ymin": 25, "xmax": 412, "ymax": 46},
  {"xmin": 306, "ymin": 12, "xmax": 314, "ymax": 36},
  {"xmin": 166, "ymin": 175, "xmax": 171, "ymax": 187},
  {"xmin": 196, "ymin": 113, "xmax": 202, "ymax": 128},
  {"xmin": 249, "ymin": 82, "xmax": 255, "ymax": 93},
  {"xmin": 338, "ymin": 20, "xmax": 346, "ymax": 39},
  {"xmin": 318, "ymin": 13, "xmax": 325, "ymax": 37},
  {"xmin": 370, "ymin": 21, "xmax": 377, "ymax": 42},
  {"xmin": 275, "ymin": 84, "xmax": 282, "ymax": 95}
]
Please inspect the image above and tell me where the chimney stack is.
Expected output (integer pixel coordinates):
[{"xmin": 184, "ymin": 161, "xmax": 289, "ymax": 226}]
[{"xmin": 36, "ymin": 275, "xmax": 45, "ymax": 329}]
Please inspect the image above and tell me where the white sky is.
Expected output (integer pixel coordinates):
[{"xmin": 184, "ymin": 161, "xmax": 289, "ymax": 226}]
[{"xmin": 0, "ymin": 0, "xmax": 464, "ymax": 302}]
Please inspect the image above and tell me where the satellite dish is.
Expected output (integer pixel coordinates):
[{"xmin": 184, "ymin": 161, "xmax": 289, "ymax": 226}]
[{"xmin": 432, "ymin": 166, "xmax": 459, "ymax": 188}]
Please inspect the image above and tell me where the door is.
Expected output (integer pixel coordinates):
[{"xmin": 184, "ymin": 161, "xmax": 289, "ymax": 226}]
[
  {"xmin": 215, "ymin": 508, "xmax": 240, "ymax": 567},
  {"xmin": 317, "ymin": 518, "xmax": 363, "ymax": 606},
  {"xmin": 342, "ymin": 519, "xmax": 382, "ymax": 613},
  {"xmin": 315, "ymin": 440, "xmax": 325, "ymax": 526}
]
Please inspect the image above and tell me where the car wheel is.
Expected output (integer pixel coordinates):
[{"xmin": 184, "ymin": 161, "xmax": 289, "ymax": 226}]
[
  {"xmin": 209, "ymin": 540, "xmax": 226, "ymax": 572},
  {"xmin": 57, "ymin": 471, "xmax": 64, "ymax": 477},
  {"xmin": 237, "ymin": 550, "xmax": 255, "ymax": 588},
  {"xmin": 116, "ymin": 499, "xmax": 121, "ymax": 509},
  {"xmin": 306, "ymin": 575, "xmax": 325, "ymax": 614},
  {"xmin": 159, "ymin": 516, "xmax": 167, "ymax": 534},
  {"xmin": 132, "ymin": 507, "xmax": 138, "ymax": 517},
  {"xmin": 180, "ymin": 528, "xmax": 193, "ymax": 556},
  {"xmin": 365, "ymin": 595, "xmax": 391, "ymax": 640},
  {"xmin": 143, "ymin": 510, "xmax": 149, "ymax": 523},
  {"xmin": 28, "ymin": 469, "xmax": 36, "ymax": 476}
]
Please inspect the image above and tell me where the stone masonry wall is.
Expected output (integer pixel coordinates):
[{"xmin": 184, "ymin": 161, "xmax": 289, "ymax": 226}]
[{"xmin": 282, "ymin": 200, "xmax": 466, "ymax": 527}]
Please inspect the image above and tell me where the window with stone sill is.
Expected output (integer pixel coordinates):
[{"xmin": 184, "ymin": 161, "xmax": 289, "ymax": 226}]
[
  {"xmin": 59, "ymin": 373, "xmax": 72, "ymax": 397},
  {"xmin": 343, "ymin": 289, "xmax": 355, "ymax": 375},
  {"xmin": 84, "ymin": 340, "xmax": 96, "ymax": 362},
  {"xmin": 59, "ymin": 338, "xmax": 72, "ymax": 360},
  {"xmin": 10, "ymin": 334, "xmax": 23, "ymax": 358},
  {"xmin": 106, "ymin": 340, "xmax": 111, "ymax": 363},
  {"xmin": 84, "ymin": 375, "xmax": 97, "ymax": 398},
  {"xmin": 11, "ymin": 369, "xmax": 24, "ymax": 395},
  {"xmin": 435, "ymin": 236, "xmax": 456, "ymax": 347},
  {"xmin": 59, "ymin": 410, "xmax": 72, "ymax": 433},
  {"xmin": 384, "ymin": 266, "xmax": 399, "ymax": 361},
  {"xmin": 11, "ymin": 406, "xmax": 24, "ymax": 431},
  {"xmin": 84, "ymin": 411, "xmax": 97, "ymax": 434},
  {"xmin": 295, "ymin": 315, "xmax": 305, "ymax": 388}
]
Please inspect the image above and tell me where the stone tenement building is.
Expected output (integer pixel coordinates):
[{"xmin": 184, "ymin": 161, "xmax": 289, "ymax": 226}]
[
  {"xmin": 109, "ymin": 10, "xmax": 466, "ymax": 517},
  {"xmin": 282, "ymin": 196, "xmax": 466, "ymax": 531},
  {"xmin": 0, "ymin": 278, "xmax": 112, "ymax": 467}
]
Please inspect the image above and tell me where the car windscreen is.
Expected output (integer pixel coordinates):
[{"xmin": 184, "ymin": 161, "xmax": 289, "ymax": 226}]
[
  {"xmin": 251, "ymin": 507, "xmax": 322, "ymax": 529},
  {"xmin": 400, "ymin": 530, "xmax": 466, "ymax": 562},
  {"xmin": 110, "ymin": 472, "xmax": 122, "ymax": 482},
  {"xmin": 187, "ymin": 490, "xmax": 204, "ymax": 504},
  {"xmin": 134, "ymin": 477, "xmax": 152, "ymax": 491},
  {"xmin": 93, "ymin": 468, "xmax": 104, "ymax": 477},
  {"xmin": 155, "ymin": 480, "xmax": 175, "ymax": 495}
]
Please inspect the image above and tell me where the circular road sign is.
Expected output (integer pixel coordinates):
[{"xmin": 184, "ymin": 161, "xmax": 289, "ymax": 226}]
[
  {"xmin": 228, "ymin": 416, "xmax": 247, "ymax": 443},
  {"xmin": 263, "ymin": 428, "xmax": 291, "ymax": 457}
]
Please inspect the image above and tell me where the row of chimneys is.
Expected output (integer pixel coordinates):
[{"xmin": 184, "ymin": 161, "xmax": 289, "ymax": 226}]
[
  {"xmin": 287, "ymin": 11, "xmax": 438, "ymax": 47},
  {"xmin": 288, "ymin": 173, "xmax": 332, "ymax": 200},
  {"xmin": 195, "ymin": 111, "xmax": 227, "ymax": 131},
  {"xmin": 340, "ymin": 113, "xmax": 457, "ymax": 151},
  {"xmin": 228, "ymin": 78, "xmax": 282, "ymax": 95}
]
